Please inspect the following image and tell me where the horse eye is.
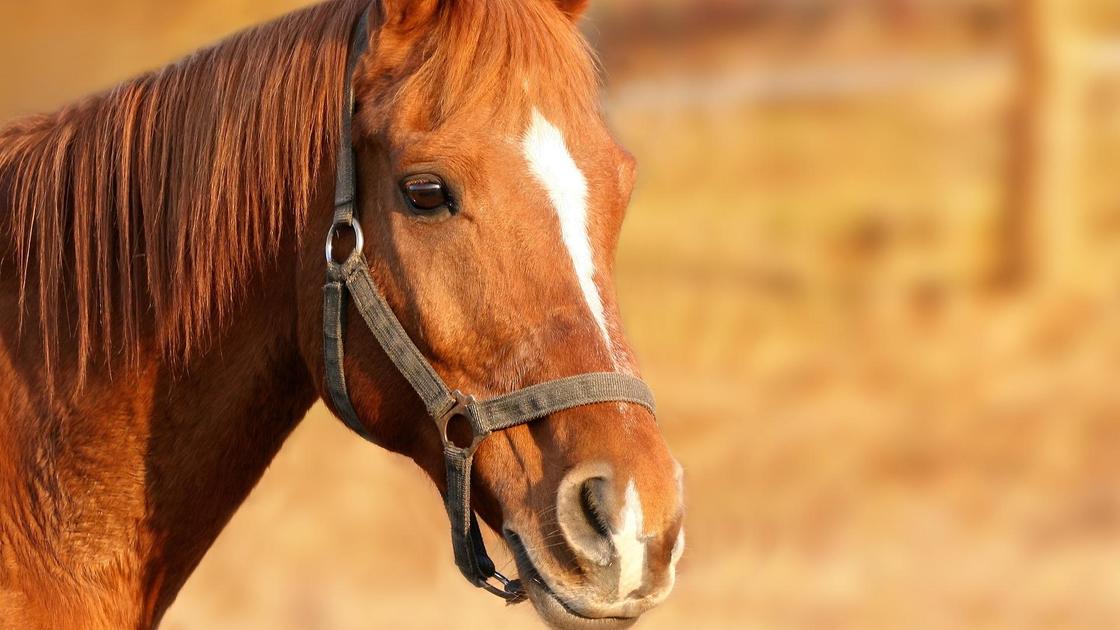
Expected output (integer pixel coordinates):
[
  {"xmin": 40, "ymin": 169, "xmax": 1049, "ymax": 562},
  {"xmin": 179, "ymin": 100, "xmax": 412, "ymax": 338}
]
[{"xmin": 401, "ymin": 176, "xmax": 451, "ymax": 214}]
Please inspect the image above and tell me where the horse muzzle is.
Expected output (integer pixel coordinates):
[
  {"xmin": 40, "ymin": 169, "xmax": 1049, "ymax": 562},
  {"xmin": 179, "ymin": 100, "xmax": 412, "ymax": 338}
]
[{"xmin": 503, "ymin": 463, "xmax": 685, "ymax": 629}]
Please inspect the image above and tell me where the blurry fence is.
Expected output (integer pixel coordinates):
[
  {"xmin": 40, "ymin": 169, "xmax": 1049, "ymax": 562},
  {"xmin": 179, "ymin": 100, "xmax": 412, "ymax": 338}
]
[
  {"xmin": 609, "ymin": 43, "xmax": 1120, "ymax": 109},
  {"xmin": 601, "ymin": 2, "xmax": 1120, "ymax": 299}
]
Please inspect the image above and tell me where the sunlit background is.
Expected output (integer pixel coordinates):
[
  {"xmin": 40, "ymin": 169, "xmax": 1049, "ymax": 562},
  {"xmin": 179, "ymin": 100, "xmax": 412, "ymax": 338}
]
[{"xmin": 4, "ymin": 1, "xmax": 1120, "ymax": 628}]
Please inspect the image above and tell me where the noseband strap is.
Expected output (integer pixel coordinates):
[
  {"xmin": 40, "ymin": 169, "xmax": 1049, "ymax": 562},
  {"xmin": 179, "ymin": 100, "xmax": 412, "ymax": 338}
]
[{"xmin": 322, "ymin": 10, "xmax": 657, "ymax": 602}]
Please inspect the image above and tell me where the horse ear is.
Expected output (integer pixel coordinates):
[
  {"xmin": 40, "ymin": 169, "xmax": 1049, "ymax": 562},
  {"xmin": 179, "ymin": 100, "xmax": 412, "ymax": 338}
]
[
  {"xmin": 374, "ymin": 0, "xmax": 442, "ymax": 32},
  {"xmin": 554, "ymin": 0, "xmax": 590, "ymax": 20}
]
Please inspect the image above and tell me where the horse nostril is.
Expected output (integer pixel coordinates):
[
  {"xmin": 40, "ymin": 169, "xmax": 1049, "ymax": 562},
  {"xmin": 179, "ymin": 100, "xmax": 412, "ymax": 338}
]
[
  {"xmin": 580, "ymin": 477, "xmax": 613, "ymax": 539},
  {"xmin": 557, "ymin": 466, "xmax": 615, "ymax": 567}
]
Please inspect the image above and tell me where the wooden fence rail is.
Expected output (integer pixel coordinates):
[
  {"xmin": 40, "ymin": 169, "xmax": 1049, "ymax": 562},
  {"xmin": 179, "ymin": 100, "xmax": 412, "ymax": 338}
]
[{"xmin": 608, "ymin": 43, "xmax": 1120, "ymax": 111}]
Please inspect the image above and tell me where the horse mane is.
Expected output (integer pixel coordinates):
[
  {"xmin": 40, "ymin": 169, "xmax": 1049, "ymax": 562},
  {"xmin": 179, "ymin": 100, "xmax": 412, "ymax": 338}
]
[
  {"xmin": 0, "ymin": 0, "xmax": 598, "ymax": 390},
  {"xmin": 0, "ymin": 0, "xmax": 368, "ymax": 386}
]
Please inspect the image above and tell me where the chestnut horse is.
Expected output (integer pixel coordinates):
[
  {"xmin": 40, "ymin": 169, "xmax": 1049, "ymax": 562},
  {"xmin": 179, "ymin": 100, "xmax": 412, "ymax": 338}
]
[{"xmin": 0, "ymin": 0, "xmax": 683, "ymax": 628}]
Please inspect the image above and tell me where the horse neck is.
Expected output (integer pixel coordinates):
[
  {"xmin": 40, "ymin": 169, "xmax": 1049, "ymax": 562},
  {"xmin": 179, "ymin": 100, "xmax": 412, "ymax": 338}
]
[{"xmin": 0, "ymin": 238, "xmax": 319, "ymax": 624}]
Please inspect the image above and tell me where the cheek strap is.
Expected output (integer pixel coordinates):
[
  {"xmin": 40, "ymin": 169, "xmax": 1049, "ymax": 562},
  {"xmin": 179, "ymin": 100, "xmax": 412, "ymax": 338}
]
[{"xmin": 323, "ymin": 252, "xmax": 655, "ymax": 600}]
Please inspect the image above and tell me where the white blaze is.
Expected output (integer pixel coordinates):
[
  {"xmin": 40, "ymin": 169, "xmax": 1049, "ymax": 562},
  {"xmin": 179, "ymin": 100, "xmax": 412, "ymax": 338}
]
[
  {"xmin": 522, "ymin": 108, "xmax": 614, "ymax": 357},
  {"xmin": 612, "ymin": 480, "xmax": 647, "ymax": 597}
]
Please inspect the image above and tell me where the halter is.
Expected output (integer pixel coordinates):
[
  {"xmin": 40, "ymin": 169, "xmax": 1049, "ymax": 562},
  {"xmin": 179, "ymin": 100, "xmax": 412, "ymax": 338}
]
[{"xmin": 322, "ymin": 10, "xmax": 657, "ymax": 602}]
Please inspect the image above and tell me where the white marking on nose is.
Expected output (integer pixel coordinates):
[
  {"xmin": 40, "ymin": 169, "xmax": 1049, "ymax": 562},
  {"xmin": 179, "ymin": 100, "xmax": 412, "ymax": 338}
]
[
  {"xmin": 522, "ymin": 108, "xmax": 614, "ymax": 360},
  {"xmin": 673, "ymin": 463, "xmax": 685, "ymax": 565},
  {"xmin": 612, "ymin": 480, "xmax": 647, "ymax": 597},
  {"xmin": 670, "ymin": 528, "xmax": 686, "ymax": 567}
]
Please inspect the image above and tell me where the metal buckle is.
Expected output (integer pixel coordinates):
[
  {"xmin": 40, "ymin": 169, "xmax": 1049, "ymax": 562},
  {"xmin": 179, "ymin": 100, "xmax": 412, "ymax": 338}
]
[
  {"xmin": 436, "ymin": 390, "xmax": 487, "ymax": 455},
  {"xmin": 480, "ymin": 571, "xmax": 527, "ymax": 604},
  {"xmin": 325, "ymin": 218, "xmax": 365, "ymax": 265}
]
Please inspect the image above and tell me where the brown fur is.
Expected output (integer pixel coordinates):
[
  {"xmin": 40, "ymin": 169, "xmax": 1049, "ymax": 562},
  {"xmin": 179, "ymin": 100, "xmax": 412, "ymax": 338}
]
[{"xmin": 0, "ymin": 1, "xmax": 682, "ymax": 628}]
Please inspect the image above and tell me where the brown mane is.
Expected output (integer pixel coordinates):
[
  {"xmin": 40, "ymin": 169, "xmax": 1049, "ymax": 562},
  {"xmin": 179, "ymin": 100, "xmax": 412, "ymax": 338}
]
[{"xmin": 0, "ymin": 0, "xmax": 368, "ymax": 387}]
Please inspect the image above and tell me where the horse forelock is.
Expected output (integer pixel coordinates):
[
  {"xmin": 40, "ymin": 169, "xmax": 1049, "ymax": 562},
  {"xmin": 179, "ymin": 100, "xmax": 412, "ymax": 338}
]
[{"xmin": 369, "ymin": 0, "xmax": 600, "ymax": 132}]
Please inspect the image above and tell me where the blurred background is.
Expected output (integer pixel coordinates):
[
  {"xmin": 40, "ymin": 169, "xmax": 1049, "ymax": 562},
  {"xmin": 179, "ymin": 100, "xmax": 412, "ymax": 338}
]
[{"xmin": 4, "ymin": 0, "xmax": 1120, "ymax": 628}]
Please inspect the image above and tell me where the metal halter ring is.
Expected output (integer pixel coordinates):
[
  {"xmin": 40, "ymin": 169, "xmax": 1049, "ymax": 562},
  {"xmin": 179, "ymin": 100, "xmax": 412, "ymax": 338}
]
[
  {"xmin": 325, "ymin": 219, "xmax": 365, "ymax": 265},
  {"xmin": 481, "ymin": 571, "xmax": 528, "ymax": 604},
  {"xmin": 436, "ymin": 390, "xmax": 487, "ymax": 455}
]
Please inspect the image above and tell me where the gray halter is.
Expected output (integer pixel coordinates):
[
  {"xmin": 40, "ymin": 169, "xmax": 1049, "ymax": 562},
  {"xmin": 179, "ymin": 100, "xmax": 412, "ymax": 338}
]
[{"xmin": 322, "ymin": 10, "xmax": 656, "ymax": 602}]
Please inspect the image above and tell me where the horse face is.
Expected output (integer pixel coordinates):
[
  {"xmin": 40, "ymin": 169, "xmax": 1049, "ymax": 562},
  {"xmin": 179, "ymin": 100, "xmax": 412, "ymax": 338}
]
[{"xmin": 327, "ymin": 0, "xmax": 684, "ymax": 626}]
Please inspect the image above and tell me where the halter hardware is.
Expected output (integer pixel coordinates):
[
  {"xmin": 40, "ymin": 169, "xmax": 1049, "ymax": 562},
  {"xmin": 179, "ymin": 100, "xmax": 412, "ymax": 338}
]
[
  {"xmin": 481, "ymin": 570, "xmax": 528, "ymax": 604},
  {"xmin": 436, "ymin": 390, "xmax": 487, "ymax": 455},
  {"xmin": 321, "ymin": 9, "xmax": 656, "ymax": 604},
  {"xmin": 325, "ymin": 219, "xmax": 364, "ymax": 265}
]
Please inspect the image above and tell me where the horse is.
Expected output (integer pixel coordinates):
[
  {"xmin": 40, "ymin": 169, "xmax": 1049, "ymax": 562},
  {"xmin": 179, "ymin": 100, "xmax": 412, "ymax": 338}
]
[{"xmin": 0, "ymin": 0, "xmax": 684, "ymax": 628}]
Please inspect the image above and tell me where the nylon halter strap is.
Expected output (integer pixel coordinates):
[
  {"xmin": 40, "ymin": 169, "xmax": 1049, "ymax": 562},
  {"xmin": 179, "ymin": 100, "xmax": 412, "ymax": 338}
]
[{"xmin": 322, "ymin": 10, "xmax": 657, "ymax": 603}]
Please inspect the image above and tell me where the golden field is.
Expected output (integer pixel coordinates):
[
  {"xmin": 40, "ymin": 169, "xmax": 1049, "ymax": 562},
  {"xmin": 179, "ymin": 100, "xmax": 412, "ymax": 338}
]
[{"xmin": 5, "ymin": 1, "xmax": 1120, "ymax": 628}]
